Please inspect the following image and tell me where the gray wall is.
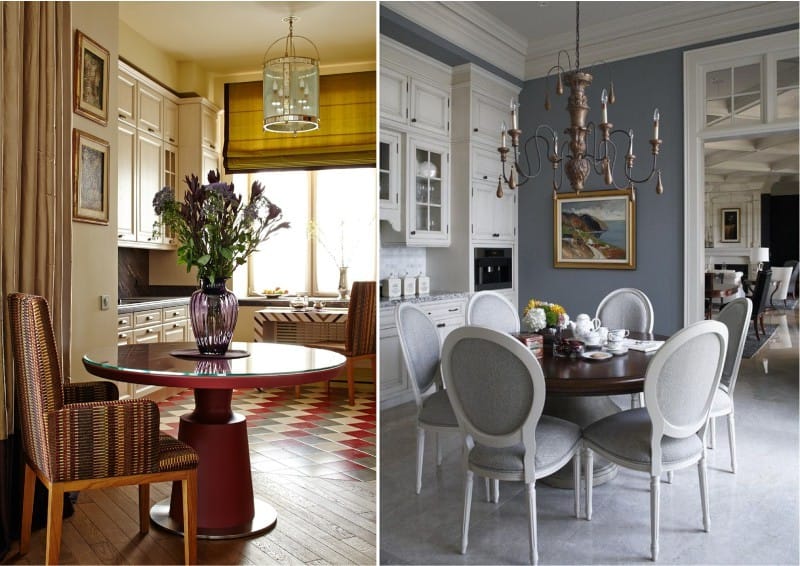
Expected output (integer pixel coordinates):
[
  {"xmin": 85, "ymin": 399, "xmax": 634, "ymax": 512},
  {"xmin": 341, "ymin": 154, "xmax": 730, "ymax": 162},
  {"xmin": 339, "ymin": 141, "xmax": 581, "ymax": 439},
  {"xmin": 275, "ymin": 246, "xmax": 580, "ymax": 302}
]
[{"xmin": 517, "ymin": 49, "xmax": 684, "ymax": 334}]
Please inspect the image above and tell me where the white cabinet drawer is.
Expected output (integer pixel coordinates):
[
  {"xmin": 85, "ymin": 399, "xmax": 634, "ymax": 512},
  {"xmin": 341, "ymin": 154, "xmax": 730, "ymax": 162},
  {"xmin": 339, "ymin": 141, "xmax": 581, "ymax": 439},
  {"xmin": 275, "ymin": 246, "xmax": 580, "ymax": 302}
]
[
  {"xmin": 420, "ymin": 300, "xmax": 465, "ymax": 322},
  {"xmin": 163, "ymin": 305, "xmax": 188, "ymax": 320},
  {"xmin": 134, "ymin": 309, "xmax": 162, "ymax": 327},
  {"xmin": 133, "ymin": 326, "xmax": 162, "ymax": 343}
]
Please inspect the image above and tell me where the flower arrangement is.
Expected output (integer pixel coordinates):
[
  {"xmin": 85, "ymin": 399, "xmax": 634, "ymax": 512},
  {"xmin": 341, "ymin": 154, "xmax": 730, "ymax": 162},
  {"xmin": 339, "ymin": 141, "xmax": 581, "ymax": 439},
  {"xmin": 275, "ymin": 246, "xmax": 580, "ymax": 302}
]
[
  {"xmin": 153, "ymin": 170, "xmax": 290, "ymax": 282},
  {"xmin": 523, "ymin": 299, "xmax": 570, "ymax": 332}
]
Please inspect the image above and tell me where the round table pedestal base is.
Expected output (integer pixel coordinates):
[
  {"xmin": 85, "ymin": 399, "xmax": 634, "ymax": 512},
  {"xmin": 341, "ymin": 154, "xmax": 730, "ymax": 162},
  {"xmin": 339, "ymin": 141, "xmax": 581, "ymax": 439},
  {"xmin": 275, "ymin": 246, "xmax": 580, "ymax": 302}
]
[
  {"xmin": 542, "ymin": 395, "xmax": 623, "ymax": 489},
  {"xmin": 151, "ymin": 496, "xmax": 277, "ymax": 540}
]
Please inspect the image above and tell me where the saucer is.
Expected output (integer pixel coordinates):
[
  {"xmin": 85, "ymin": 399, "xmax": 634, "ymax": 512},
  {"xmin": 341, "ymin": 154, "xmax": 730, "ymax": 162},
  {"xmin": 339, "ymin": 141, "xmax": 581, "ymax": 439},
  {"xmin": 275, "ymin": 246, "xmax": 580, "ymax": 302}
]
[
  {"xmin": 605, "ymin": 346, "xmax": 629, "ymax": 356},
  {"xmin": 582, "ymin": 351, "xmax": 612, "ymax": 361}
]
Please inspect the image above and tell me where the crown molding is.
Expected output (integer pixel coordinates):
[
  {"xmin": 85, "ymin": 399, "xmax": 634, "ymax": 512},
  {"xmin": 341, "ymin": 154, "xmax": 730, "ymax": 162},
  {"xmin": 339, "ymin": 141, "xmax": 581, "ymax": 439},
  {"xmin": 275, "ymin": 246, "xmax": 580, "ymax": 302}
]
[
  {"xmin": 383, "ymin": 1, "xmax": 527, "ymax": 79},
  {"xmin": 386, "ymin": 2, "xmax": 797, "ymax": 82},
  {"xmin": 524, "ymin": 2, "xmax": 799, "ymax": 79}
]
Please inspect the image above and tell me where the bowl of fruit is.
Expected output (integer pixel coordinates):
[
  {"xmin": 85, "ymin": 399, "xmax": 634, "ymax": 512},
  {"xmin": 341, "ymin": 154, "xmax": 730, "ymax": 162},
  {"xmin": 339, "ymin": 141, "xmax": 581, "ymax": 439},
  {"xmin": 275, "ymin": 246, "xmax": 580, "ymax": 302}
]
[{"xmin": 260, "ymin": 287, "xmax": 288, "ymax": 299}]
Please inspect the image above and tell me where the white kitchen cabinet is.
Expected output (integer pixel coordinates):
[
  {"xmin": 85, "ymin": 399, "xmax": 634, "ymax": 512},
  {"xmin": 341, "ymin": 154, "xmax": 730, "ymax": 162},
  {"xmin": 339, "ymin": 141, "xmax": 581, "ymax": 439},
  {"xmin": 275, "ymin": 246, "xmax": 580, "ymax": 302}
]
[
  {"xmin": 379, "ymin": 129, "xmax": 402, "ymax": 230},
  {"xmin": 472, "ymin": 180, "xmax": 516, "ymax": 242},
  {"xmin": 379, "ymin": 313, "xmax": 411, "ymax": 410},
  {"xmin": 179, "ymin": 98, "xmax": 221, "ymax": 179},
  {"xmin": 471, "ymin": 93, "xmax": 510, "ymax": 147},
  {"xmin": 380, "ymin": 67, "xmax": 450, "ymax": 138},
  {"xmin": 380, "ymin": 66, "xmax": 408, "ymax": 125},
  {"xmin": 419, "ymin": 298, "xmax": 466, "ymax": 344},
  {"xmin": 407, "ymin": 136, "xmax": 450, "ymax": 245},
  {"xmin": 137, "ymin": 82, "xmax": 163, "ymax": 138}
]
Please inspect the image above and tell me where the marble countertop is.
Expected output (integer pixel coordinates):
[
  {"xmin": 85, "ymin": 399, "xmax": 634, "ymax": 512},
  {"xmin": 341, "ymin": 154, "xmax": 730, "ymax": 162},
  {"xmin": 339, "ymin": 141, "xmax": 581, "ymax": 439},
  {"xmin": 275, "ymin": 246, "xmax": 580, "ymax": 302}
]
[
  {"xmin": 379, "ymin": 290, "xmax": 470, "ymax": 308},
  {"xmin": 117, "ymin": 296, "xmax": 190, "ymax": 313}
]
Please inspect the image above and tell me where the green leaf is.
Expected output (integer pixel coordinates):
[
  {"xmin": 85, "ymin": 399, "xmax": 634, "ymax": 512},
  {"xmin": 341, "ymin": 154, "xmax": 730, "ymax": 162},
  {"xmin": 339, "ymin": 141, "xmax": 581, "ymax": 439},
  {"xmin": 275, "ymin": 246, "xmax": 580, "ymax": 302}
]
[
  {"xmin": 220, "ymin": 247, "xmax": 233, "ymax": 260},
  {"xmin": 197, "ymin": 254, "xmax": 211, "ymax": 266}
]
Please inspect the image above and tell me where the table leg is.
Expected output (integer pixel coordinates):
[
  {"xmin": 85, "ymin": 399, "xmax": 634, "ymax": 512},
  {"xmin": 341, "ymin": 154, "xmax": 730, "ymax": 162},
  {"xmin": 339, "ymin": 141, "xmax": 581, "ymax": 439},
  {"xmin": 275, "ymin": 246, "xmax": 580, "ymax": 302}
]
[
  {"xmin": 150, "ymin": 388, "xmax": 278, "ymax": 539},
  {"xmin": 542, "ymin": 396, "xmax": 620, "ymax": 488}
]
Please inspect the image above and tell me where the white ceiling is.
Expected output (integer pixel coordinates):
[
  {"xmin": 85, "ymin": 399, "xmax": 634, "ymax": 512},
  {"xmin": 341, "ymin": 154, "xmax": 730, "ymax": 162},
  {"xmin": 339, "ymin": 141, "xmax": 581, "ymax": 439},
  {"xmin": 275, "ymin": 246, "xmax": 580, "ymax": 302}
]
[{"xmin": 118, "ymin": 1, "xmax": 376, "ymax": 76}]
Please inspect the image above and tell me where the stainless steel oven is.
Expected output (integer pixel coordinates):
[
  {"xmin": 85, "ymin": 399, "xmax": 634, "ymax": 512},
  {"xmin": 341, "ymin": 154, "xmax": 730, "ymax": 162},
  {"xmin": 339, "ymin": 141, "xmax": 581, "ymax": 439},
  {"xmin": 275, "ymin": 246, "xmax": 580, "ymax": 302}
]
[{"xmin": 474, "ymin": 248, "xmax": 512, "ymax": 291}]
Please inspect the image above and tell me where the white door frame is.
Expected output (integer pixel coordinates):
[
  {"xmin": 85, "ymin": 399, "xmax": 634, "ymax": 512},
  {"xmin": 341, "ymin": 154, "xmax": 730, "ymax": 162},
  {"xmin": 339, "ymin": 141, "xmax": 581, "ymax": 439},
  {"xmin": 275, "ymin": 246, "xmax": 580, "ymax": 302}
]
[{"xmin": 683, "ymin": 30, "xmax": 799, "ymax": 325}]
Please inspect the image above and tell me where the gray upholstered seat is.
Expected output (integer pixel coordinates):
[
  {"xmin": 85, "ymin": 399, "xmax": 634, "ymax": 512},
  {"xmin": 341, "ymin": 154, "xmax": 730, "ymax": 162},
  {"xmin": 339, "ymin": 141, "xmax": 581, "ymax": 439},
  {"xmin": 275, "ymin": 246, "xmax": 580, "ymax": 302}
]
[
  {"xmin": 466, "ymin": 290, "xmax": 521, "ymax": 334},
  {"xmin": 396, "ymin": 303, "xmax": 458, "ymax": 494},
  {"xmin": 708, "ymin": 297, "xmax": 752, "ymax": 472},
  {"xmin": 442, "ymin": 326, "xmax": 581, "ymax": 565},
  {"xmin": 583, "ymin": 319, "xmax": 728, "ymax": 561},
  {"xmin": 596, "ymin": 287, "xmax": 655, "ymax": 409}
]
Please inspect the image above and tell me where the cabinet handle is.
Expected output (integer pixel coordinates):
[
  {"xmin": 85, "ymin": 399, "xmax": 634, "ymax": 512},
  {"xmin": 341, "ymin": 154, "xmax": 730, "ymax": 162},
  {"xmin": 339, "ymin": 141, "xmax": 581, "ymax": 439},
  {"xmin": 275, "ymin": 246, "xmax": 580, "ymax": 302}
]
[
  {"xmin": 411, "ymin": 118, "xmax": 417, "ymax": 123},
  {"xmin": 482, "ymin": 175, "xmax": 488, "ymax": 180},
  {"xmin": 448, "ymin": 308, "xmax": 459, "ymax": 312},
  {"xmin": 118, "ymin": 319, "xmax": 125, "ymax": 325},
  {"xmin": 436, "ymin": 323, "xmax": 446, "ymax": 328},
  {"xmin": 118, "ymin": 234, "xmax": 123, "ymax": 238},
  {"xmin": 119, "ymin": 333, "xmax": 127, "ymax": 339},
  {"xmin": 148, "ymin": 127, "xmax": 155, "ymax": 133},
  {"xmin": 210, "ymin": 143, "xmax": 216, "ymax": 149},
  {"xmin": 146, "ymin": 328, "xmax": 153, "ymax": 333},
  {"xmin": 145, "ymin": 316, "xmax": 153, "ymax": 321},
  {"xmin": 173, "ymin": 323, "xmax": 180, "ymax": 328},
  {"xmin": 410, "ymin": 230, "xmax": 416, "ymax": 235},
  {"xmin": 473, "ymin": 128, "xmax": 478, "ymax": 132},
  {"xmin": 168, "ymin": 137, "xmax": 175, "ymax": 143}
]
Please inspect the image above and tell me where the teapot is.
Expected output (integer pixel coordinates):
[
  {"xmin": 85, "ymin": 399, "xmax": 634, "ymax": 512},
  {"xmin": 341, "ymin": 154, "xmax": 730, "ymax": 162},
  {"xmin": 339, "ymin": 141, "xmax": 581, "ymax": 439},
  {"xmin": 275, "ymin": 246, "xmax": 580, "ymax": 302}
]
[{"xmin": 569, "ymin": 314, "xmax": 601, "ymax": 340}]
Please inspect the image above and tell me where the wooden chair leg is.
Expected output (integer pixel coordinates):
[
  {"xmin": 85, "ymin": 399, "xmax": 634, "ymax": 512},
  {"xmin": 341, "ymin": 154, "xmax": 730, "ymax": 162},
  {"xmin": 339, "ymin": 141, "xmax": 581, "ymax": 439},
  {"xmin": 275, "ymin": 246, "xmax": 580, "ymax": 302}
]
[
  {"xmin": 138, "ymin": 484, "xmax": 150, "ymax": 534},
  {"xmin": 19, "ymin": 463, "xmax": 36, "ymax": 555},
  {"xmin": 347, "ymin": 358, "xmax": 355, "ymax": 406},
  {"xmin": 46, "ymin": 484, "xmax": 65, "ymax": 565},
  {"xmin": 182, "ymin": 469, "xmax": 198, "ymax": 566},
  {"xmin": 294, "ymin": 385, "xmax": 301, "ymax": 398}
]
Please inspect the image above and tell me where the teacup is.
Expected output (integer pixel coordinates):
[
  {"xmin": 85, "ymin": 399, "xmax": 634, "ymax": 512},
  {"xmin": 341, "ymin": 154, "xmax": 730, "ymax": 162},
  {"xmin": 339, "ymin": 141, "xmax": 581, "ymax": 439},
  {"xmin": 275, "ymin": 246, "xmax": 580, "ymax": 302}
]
[
  {"xmin": 597, "ymin": 327, "xmax": 609, "ymax": 343},
  {"xmin": 609, "ymin": 328, "xmax": 629, "ymax": 340}
]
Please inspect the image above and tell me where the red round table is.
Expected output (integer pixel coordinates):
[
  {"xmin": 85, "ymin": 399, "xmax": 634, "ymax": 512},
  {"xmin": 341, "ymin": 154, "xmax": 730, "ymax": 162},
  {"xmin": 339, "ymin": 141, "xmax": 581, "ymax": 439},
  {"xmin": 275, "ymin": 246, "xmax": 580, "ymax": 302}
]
[{"xmin": 83, "ymin": 341, "xmax": 345, "ymax": 539}]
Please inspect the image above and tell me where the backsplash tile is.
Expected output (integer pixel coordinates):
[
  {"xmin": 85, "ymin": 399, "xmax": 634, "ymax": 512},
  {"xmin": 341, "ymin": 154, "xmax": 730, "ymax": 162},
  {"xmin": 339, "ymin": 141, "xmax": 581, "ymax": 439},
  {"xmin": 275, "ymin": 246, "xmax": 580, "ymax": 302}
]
[
  {"xmin": 380, "ymin": 247, "xmax": 427, "ymax": 279},
  {"xmin": 118, "ymin": 248, "xmax": 149, "ymax": 298}
]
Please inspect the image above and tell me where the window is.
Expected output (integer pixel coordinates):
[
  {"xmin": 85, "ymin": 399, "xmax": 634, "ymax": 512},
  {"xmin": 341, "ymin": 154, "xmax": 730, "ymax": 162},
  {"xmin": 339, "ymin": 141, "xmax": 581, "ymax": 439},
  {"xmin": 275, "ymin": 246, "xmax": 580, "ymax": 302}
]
[{"xmin": 238, "ymin": 168, "xmax": 376, "ymax": 296}]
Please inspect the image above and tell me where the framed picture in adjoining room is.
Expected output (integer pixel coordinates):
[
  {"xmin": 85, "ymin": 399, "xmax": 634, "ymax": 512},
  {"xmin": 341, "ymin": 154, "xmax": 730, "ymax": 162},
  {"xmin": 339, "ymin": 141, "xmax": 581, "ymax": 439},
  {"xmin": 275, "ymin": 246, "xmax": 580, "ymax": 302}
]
[
  {"xmin": 73, "ymin": 30, "xmax": 109, "ymax": 125},
  {"xmin": 553, "ymin": 189, "xmax": 636, "ymax": 269},
  {"xmin": 720, "ymin": 207, "xmax": 741, "ymax": 243},
  {"xmin": 72, "ymin": 129, "xmax": 109, "ymax": 225}
]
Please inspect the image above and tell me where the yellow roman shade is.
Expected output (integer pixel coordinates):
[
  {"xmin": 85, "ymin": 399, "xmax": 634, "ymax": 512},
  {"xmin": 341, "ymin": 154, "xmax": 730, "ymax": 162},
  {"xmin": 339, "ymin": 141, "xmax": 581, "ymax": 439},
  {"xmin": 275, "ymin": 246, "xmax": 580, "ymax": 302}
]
[{"xmin": 224, "ymin": 71, "xmax": 376, "ymax": 171}]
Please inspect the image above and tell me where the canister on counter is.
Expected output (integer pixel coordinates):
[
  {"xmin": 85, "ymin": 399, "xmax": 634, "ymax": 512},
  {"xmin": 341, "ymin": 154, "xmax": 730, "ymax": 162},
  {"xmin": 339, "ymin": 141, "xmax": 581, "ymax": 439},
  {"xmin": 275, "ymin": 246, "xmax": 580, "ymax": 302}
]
[
  {"xmin": 416, "ymin": 273, "xmax": 430, "ymax": 296},
  {"xmin": 402, "ymin": 273, "xmax": 416, "ymax": 297},
  {"xmin": 380, "ymin": 274, "xmax": 401, "ymax": 298}
]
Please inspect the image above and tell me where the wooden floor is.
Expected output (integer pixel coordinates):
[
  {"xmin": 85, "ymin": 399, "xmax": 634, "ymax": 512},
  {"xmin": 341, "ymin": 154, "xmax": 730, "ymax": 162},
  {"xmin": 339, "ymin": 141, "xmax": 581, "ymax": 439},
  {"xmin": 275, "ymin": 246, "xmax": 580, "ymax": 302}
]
[
  {"xmin": 3, "ymin": 384, "xmax": 376, "ymax": 565},
  {"xmin": 4, "ymin": 473, "xmax": 375, "ymax": 565}
]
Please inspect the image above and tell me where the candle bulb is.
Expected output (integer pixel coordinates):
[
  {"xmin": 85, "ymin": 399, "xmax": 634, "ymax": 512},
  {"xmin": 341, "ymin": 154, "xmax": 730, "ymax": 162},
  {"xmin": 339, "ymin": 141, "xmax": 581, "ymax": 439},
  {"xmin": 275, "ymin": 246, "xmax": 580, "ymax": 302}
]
[
  {"xmin": 601, "ymin": 89, "xmax": 608, "ymax": 124},
  {"xmin": 510, "ymin": 100, "xmax": 518, "ymax": 130},
  {"xmin": 553, "ymin": 134, "xmax": 559, "ymax": 156},
  {"xmin": 627, "ymin": 129, "xmax": 634, "ymax": 155},
  {"xmin": 653, "ymin": 108, "xmax": 660, "ymax": 140},
  {"xmin": 501, "ymin": 122, "xmax": 507, "ymax": 148}
]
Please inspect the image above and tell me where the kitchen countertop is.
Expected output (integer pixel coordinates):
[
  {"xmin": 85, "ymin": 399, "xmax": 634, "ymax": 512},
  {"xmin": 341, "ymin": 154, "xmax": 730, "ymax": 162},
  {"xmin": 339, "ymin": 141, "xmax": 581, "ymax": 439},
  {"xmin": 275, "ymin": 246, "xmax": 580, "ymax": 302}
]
[{"xmin": 380, "ymin": 290, "xmax": 470, "ymax": 308}]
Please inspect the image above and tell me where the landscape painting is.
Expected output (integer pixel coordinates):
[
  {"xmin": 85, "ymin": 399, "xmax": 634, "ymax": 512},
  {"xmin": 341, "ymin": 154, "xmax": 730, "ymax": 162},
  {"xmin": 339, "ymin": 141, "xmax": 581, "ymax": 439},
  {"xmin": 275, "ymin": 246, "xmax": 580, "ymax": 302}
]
[{"xmin": 554, "ymin": 189, "xmax": 636, "ymax": 269}]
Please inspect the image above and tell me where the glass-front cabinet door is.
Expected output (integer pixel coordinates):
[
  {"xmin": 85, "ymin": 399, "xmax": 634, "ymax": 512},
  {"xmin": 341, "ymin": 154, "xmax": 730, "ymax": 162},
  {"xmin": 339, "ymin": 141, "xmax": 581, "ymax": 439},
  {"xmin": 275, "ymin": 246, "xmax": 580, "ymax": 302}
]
[
  {"xmin": 407, "ymin": 136, "xmax": 449, "ymax": 246},
  {"xmin": 379, "ymin": 129, "xmax": 401, "ymax": 230}
]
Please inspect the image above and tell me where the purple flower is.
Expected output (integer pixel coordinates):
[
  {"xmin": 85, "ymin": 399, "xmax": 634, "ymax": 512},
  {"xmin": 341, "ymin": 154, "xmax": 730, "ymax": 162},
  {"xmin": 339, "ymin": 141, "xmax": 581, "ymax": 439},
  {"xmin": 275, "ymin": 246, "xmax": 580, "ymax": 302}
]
[{"xmin": 152, "ymin": 186, "xmax": 174, "ymax": 215}]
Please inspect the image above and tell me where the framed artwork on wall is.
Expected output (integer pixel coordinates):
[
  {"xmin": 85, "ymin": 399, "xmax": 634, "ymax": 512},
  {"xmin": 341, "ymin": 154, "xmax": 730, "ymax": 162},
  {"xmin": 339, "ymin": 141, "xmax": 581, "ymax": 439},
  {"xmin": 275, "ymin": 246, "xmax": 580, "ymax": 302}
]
[
  {"xmin": 553, "ymin": 189, "xmax": 636, "ymax": 269},
  {"xmin": 73, "ymin": 30, "xmax": 109, "ymax": 125},
  {"xmin": 720, "ymin": 207, "xmax": 741, "ymax": 243},
  {"xmin": 72, "ymin": 129, "xmax": 109, "ymax": 225}
]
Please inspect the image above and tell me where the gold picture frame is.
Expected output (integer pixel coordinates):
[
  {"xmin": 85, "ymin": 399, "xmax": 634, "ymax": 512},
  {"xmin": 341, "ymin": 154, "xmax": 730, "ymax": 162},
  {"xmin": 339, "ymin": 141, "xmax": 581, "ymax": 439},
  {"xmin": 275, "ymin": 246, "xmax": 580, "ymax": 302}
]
[
  {"xmin": 73, "ymin": 30, "xmax": 109, "ymax": 125},
  {"xmin": 72, "ymin": 129, "xmax": 109, "ymax": 225},
  {"xmin": 720, "ymin": 207, "xmax": 741, "ymax": 243},
  {"xmin": 553, "ymin": 189, "xmax": 636, "ymax": 269}
]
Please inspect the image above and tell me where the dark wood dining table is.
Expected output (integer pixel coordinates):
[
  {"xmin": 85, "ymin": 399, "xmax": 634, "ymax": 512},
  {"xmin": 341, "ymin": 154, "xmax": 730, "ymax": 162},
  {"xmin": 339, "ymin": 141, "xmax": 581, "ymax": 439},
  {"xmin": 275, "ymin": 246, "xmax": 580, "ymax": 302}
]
[
  {"xmin": 537, "ymin": 331, "xmax": 668, "ymax": 487},
  {"xmin": 83, "ymin": 341, "xmax": 345, "ymax": 539},
  {"xmin": 705, "ymin": 283, "xmax": 739, "ymax": 318}
]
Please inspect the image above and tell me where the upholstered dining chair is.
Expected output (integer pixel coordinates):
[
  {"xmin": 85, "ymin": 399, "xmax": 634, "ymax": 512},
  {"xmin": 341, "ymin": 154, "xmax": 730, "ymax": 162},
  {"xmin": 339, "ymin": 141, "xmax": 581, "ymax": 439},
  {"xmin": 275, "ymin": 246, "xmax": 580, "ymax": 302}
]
[
  {"xmin": 596, "ymin": 287, "xmax": 654, "ymax": 408},
  {"xmin": 707, "ymin": 297, "xmax": 752, "ymax": 472},
  {"xmin": 747, "ymin": 269, "xmax": 772, "ymax": 340},
  {"xmin": 583, "ymin": 319, "xmax": 728, "ymax": 561},
  {"xmin": 442, "ymin": 326, "xmax": 582, "ymax": 565},
  {"xmin": 768, "ymin": 266, "xmax": 793, "ymax": 309},
  {"xmin": 466, "ymin": 290, "xmax": 520, "ymax": 334},
  {"xmin": 8, "ymin": 293, "xmax": 199, "ymax": 565},
  {"xmin": 305, "ymin": 281, "xmax": 376, "ymax": 405},
  {"xmin": 784, "ymin": 260, "xmax": 799, "ymax": 300},
  {"xmin": 396, "ymin": 303, "xmax": 459, "ymax": 494}
]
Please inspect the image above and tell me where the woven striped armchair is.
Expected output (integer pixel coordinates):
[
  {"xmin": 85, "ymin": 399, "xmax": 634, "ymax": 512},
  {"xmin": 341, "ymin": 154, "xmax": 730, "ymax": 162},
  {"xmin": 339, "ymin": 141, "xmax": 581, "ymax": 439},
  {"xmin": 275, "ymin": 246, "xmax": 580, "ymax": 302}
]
[
  {"xmin": 304, "ymin": 281, "xmax": 376, "ymax": 405},
  {"xmin": 8, "ymin": 293, "xmax": 199, "ymax": 565}
]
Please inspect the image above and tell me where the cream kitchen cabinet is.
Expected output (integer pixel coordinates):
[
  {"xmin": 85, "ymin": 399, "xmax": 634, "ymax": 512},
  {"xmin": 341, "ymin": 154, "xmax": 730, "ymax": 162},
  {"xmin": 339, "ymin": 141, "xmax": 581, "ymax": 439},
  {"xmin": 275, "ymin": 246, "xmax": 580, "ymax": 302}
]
[
  {"xmin": 178, "ymin": 98, "xmax": 221, "ymax": 179},
  {"xmin": 379, "ymin": 129, "xmax": 402, "ymax": 230},
  {"xmin": 117, "ymin": 62, "xmax": 179, "ymax": 249},
  {"xmin": 470, "ymin": 92, "xmax": 511, "ymax": 147},
  {"xmin": 472, "ymin": 180, "xmax": 516, "ymax": 242},
  {"xmin": 419, "ymin": 298, "xmax": 465, "ymax": 344}
]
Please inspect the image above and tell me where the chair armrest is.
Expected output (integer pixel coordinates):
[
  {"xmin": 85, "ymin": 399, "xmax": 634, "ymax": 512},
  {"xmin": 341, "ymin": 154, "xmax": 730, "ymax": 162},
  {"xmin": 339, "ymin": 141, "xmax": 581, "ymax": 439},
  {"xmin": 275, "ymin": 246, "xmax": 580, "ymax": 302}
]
[
  {"xmin": 47, "ymin": 399, "xmax": 159, "ymax": 481},
  {"xmin": 63, "ymin": 381, "xmax": 119, "ymax": 404}
]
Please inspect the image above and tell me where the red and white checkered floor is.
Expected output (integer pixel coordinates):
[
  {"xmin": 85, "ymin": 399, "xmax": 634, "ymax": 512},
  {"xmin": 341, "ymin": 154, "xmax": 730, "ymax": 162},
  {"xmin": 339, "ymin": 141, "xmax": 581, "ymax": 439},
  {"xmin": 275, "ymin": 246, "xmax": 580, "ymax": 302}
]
[{"xmin": 157, "ymin": 385, "xmax": 376, "ymax": 482}]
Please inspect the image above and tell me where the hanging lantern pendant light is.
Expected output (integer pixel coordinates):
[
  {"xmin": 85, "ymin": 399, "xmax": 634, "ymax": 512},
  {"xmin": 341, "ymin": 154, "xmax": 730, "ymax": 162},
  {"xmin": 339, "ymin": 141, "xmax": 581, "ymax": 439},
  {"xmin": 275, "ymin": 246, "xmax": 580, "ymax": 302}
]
[{"xmin": 262, "ymin": 16, "xmax": 320, "ymax": 133}]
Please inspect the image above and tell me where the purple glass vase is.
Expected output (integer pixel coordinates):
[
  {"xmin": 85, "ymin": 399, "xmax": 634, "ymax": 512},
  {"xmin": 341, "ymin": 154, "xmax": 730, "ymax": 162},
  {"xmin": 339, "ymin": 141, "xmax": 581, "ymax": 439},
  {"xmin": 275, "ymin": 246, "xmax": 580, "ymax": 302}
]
[{"xmin": 190, "ymin": 278, "xmax": 238, "ymax": 355}]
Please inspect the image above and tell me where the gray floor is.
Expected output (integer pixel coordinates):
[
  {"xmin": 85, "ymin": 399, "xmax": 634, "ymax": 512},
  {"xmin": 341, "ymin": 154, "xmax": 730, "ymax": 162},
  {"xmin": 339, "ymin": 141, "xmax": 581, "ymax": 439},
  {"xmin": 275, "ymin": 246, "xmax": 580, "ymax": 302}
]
[{"xmin": 379, "ymin": 307, "xmax": 799, "ymax": 565}]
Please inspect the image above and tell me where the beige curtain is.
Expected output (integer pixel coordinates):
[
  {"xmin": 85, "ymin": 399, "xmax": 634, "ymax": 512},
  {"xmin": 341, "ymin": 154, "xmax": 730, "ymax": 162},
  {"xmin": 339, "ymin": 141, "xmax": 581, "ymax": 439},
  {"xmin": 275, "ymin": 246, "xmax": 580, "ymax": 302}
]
[{"xmin": 0, "ymin": 2, "xmax": 72, "ymax": 440}]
